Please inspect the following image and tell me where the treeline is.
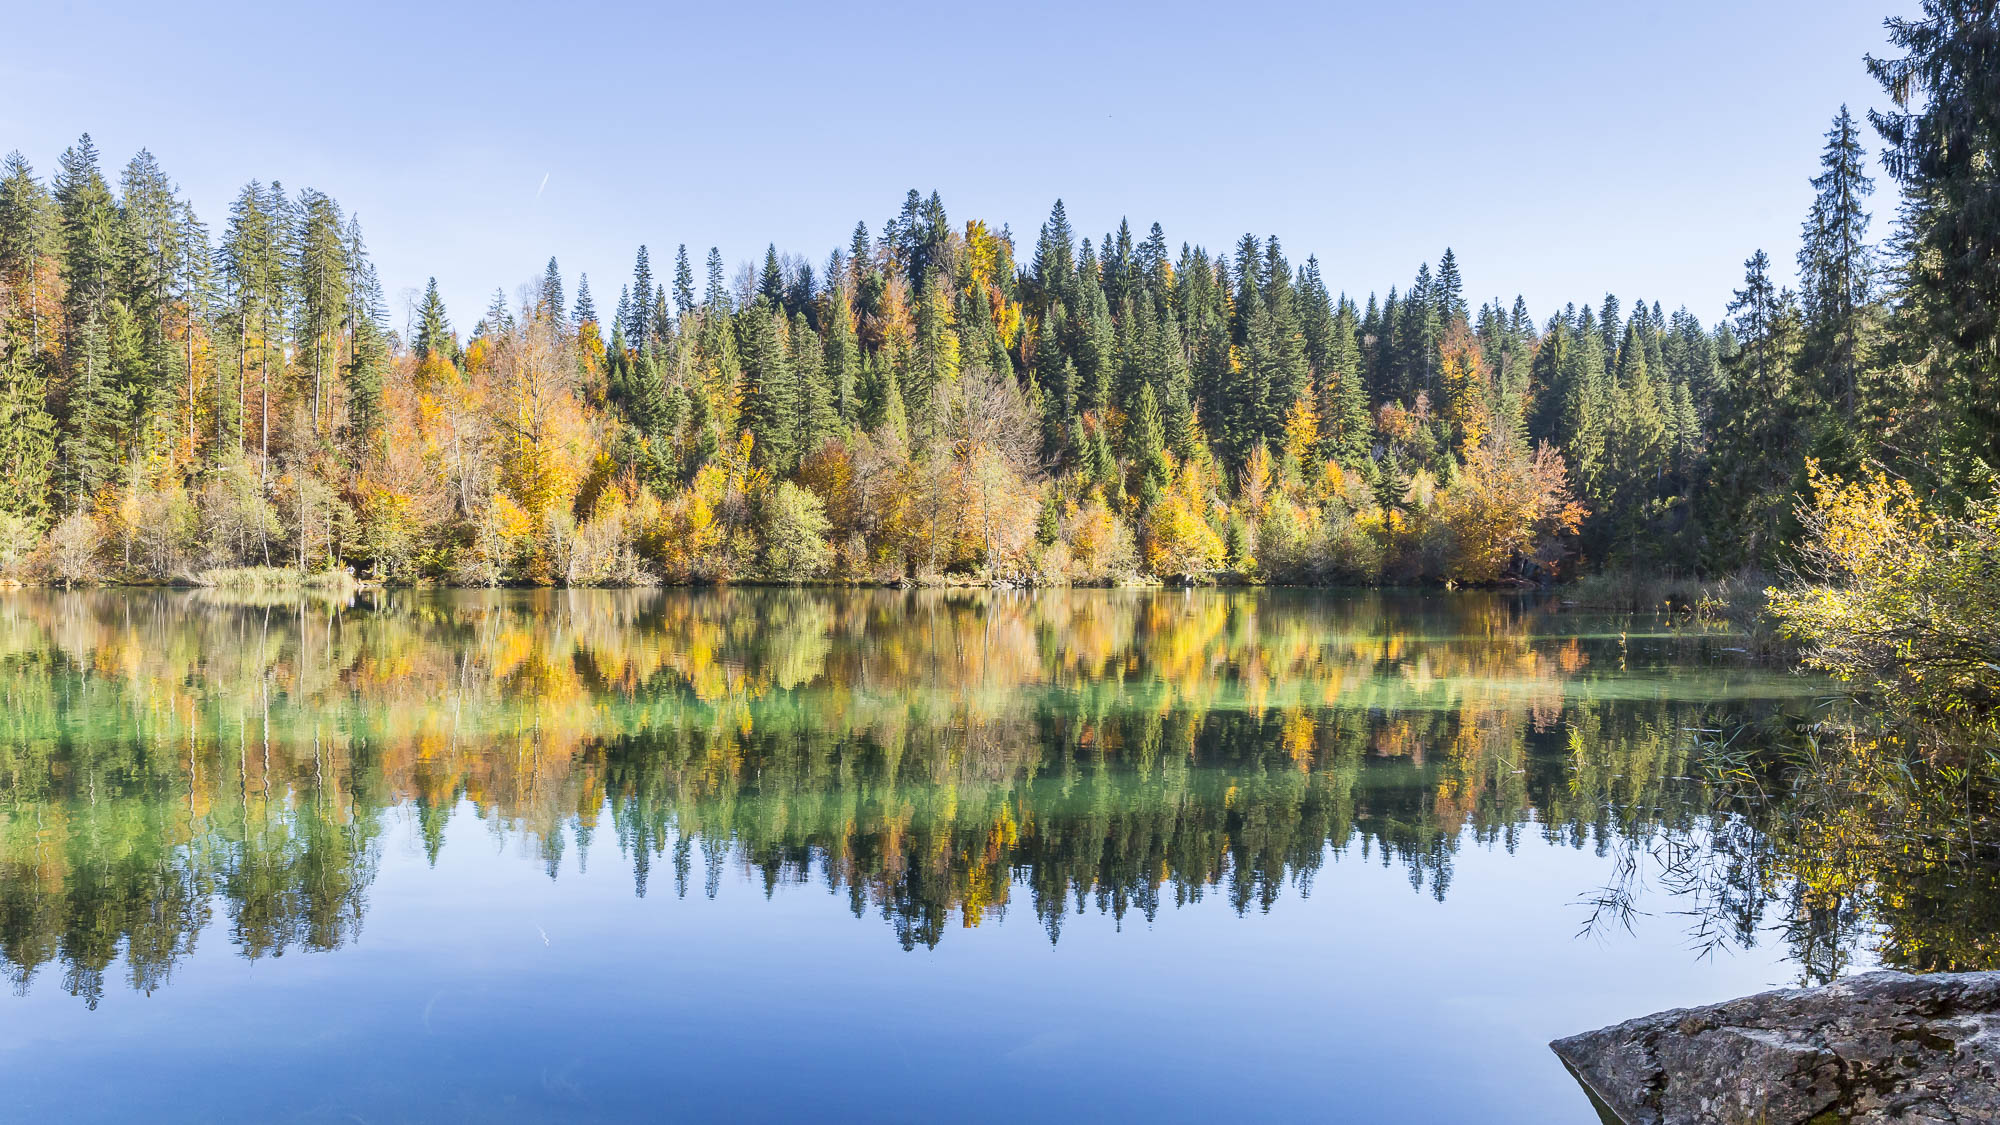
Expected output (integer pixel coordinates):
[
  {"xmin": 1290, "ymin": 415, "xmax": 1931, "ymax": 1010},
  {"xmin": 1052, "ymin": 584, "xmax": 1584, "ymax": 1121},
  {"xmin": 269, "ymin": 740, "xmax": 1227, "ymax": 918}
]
[{"xmin": 0, "ymin": 4, "xmax": 1991, "ymax": 587}]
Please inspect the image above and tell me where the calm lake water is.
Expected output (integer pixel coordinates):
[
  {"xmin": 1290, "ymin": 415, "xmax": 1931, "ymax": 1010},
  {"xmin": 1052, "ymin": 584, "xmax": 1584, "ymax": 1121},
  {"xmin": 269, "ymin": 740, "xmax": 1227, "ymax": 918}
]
[{"xmin": 0, "ymin": 587, "xmax": 1946, "ymax": 1122}]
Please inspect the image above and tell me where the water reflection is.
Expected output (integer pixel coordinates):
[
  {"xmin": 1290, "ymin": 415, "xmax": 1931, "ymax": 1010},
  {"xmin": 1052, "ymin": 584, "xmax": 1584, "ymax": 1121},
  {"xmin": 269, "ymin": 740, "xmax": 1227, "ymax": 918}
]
[{"xmin": 0, "ymin": 587, "xmax": 1990, "ymax": 1008}]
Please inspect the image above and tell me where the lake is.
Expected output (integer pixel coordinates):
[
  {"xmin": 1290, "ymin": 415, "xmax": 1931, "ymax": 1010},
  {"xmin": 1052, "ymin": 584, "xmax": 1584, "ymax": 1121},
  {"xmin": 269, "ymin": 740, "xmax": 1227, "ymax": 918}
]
[{"xmin": 0, "ymin": 587, "xmax": 1976, "ymax": 1122}]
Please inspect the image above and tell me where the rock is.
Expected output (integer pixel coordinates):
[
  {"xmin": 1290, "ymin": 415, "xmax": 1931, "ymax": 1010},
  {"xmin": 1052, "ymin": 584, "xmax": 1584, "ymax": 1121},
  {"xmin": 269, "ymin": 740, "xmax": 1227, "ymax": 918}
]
[{"xmin": 1550, "ymin": 970, "xmax": 2000, "ymax": 1124}]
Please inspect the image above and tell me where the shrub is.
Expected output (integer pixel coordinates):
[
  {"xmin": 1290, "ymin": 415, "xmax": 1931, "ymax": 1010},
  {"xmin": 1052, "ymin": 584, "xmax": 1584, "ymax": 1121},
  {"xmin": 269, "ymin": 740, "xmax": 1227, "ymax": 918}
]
[
  {"xmin": 758, "ymin": 480, "xmax": 833, "ymax": 579},
  {"xmin": 1768, "ymin": 462, "xmax": 2000, "ymax": 717},
  {"xmin": 44, "ymin": 511, "xmax": 103, "ymax": 586}
]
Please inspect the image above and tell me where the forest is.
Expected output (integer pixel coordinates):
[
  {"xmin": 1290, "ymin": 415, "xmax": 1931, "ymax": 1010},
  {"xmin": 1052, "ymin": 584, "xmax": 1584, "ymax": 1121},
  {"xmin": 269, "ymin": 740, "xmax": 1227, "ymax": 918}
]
[{"xmin": 0, "ymin": 7, "xmax": 1993, "ymax": 596}]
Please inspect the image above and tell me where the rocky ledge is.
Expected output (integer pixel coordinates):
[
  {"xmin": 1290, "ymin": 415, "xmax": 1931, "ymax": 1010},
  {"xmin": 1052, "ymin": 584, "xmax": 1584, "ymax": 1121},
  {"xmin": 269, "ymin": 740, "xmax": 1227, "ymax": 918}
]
[{"xmin": 1550, "ymin": 970, "xmax": 2000, "ymax": 1124}]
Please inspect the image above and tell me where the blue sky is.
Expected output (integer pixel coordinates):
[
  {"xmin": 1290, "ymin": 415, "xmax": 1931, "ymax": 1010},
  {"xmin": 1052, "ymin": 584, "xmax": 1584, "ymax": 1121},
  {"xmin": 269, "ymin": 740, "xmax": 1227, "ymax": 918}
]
[{"xmin": 3, "ymin": 0, "xmax": 1917, "ymax": 334}]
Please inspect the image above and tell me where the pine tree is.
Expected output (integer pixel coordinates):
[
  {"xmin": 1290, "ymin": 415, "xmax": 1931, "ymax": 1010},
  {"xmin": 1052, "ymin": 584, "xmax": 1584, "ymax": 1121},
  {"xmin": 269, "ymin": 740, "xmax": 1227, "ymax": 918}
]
[{"xmin": 573, "ymin": 274, "xmax": 597, "ymax": 325}]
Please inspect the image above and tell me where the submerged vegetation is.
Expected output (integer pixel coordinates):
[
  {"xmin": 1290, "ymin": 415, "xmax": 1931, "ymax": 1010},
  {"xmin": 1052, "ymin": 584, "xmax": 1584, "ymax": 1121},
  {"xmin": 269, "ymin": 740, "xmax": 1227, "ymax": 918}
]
[{"xmin": 0, "ymin": 3, "xmax": 1991, "ymax": 593}]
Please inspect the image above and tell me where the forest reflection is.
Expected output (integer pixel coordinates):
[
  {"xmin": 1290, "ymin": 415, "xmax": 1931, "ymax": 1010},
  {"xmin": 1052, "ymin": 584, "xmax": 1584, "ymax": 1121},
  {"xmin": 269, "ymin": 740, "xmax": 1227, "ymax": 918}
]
[{"xmin": 0, "ymin": 587, "xmax": 1988, "ymax": 1007}]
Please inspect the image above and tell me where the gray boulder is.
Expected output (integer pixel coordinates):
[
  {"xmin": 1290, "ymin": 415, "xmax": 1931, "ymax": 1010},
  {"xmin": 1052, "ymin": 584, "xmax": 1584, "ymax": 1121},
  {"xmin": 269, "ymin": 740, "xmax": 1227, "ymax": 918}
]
[{"xmin": 1550, "ymin": 970, "xmax": 2000, "ymax": 1124}]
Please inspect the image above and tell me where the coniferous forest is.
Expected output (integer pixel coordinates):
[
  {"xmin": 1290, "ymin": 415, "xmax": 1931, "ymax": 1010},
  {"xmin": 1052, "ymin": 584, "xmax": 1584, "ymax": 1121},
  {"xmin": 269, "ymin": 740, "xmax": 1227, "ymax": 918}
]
[{"xmin": 0, "ymin": 8, "xmax": 1994, "ymax": 593}]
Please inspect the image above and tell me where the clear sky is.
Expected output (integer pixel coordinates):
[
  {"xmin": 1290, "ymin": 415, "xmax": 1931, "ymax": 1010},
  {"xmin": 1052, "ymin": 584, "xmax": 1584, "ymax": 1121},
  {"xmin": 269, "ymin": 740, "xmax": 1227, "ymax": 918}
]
[{"xmin": 2, "ymin": 0, "xmax": 1919, "ymax": 335}]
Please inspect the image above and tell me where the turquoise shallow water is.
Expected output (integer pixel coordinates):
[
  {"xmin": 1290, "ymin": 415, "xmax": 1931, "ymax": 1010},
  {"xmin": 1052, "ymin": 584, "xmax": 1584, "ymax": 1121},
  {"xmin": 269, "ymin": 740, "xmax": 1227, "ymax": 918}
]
[{"xmin": 0, "ymin": 588, "xmax": 1882, "ymax": 1122}]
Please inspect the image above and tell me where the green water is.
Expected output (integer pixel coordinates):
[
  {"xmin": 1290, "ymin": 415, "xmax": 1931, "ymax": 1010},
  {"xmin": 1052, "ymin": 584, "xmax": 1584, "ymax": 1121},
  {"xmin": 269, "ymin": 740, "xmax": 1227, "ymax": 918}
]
[{"xmin": 0, "ymin": 588, "xmax": 1989, "ymax": 1122}]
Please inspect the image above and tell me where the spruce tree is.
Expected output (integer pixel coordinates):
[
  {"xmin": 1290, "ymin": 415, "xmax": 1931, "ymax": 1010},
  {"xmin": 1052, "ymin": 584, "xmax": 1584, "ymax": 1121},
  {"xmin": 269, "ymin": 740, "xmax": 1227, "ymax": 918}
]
[
  {"xmin": 789, "ymin": 310, "xmax": 835, "ymax": 458},
  {"xmin": 1869, "ymin": 4, "xmax": 2000, "ymax": 480},
  {"xmin": 1324, "ymin": 297, "xmax": 1372, "ymax": 467},
  {"xmin": 541, "ymin": 256, "xmax": 565, "ymax": 322},
  {"xmin": 1797, "ymin": 105, "xmax": 1875, "ymax": 421},
  {"xmin": 0, "ymin": 354, "xmax": 56, "ymax": 521},
  {"xmin": 0, "ymin": 153, "xmax": 56, "ymax": 357},
  {"xmin": 738, "ymin": 301, "xmax": 794, "ymax": 470},
  {"xmin": 627, "ymin": 245, "xmax": 653, "ymax": 344},
  {"xmin": 1434, "ymin": 247, "xmax": 1466, "ymax": 326},
  {"xmin": 293, "ymin": 188, "xmax": 349, "ymax": 431},
  {"xmin": 1127, "ymin": 382, "xmax": 1170, "ymax": 509},
  {"xmin": 414, "ymin": 278, "xmax": 452, "ymax": 359},
  {"xmin": 908, "ymin": 274, "xmax": 960, "ymax": 433},
  {"xmin": 342, "ymin": 217, "xmax": 388, "ymax": 452},
  {"xmin": 823, "ymin": 281, "xmax": 860, "ymax": 425},
  {"xmin": 703, "ymin": 247, "xmax": 728, "ymax": 311},
  {"xmin": 759, "ymin": 245, "xmax": 784, "ymax": 308},
  {"xmin": 1074, "ymin": 282, "xmax": 1115, "ymax": 415},
  {"xmin": 672, "ymin": 245, "xmax": 696, "ymax": 321},
  {"xmin": 479, "ymin": 287, "xmax": 513, "ymax": 339}
]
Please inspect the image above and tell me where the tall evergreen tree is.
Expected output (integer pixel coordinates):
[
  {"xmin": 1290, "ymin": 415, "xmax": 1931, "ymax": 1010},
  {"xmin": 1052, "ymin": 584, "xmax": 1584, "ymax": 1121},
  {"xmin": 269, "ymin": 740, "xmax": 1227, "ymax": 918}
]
[
  {"xmin": 672, "ymin": 245, "xmax": 696, "ymax": 322},
  {"xmin": 414, "ymin": 277, "xmax": 452, "ymax": 360},
  {"xmin": 541, "ymin": 256, "xmax": 565, "ymax": 322},
  {"xmin": 1869, "ymin": 2, "xmax": 2000, "ymax": 483},
  {"xmin": 627, "ymin": 245, "xmax": 653, "ymax": 344},
  {"xmin": 1798, "ymin": 106, "xmax": 1876, "ymax": 423},
  {"xmin": 703, "ymin": 247, "xmax": 728, "ymax": 311},
  {"xmin": 738, "ymin": 300, "xmax": 794, "ymax": 469}
]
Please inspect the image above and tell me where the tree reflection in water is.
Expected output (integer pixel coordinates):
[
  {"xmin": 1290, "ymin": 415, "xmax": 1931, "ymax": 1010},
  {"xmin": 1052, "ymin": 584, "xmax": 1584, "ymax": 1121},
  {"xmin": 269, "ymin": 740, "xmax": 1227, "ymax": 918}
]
[{"xmin": 0, "ymin": 587, "xmax": 1990, "ymax": 1007}]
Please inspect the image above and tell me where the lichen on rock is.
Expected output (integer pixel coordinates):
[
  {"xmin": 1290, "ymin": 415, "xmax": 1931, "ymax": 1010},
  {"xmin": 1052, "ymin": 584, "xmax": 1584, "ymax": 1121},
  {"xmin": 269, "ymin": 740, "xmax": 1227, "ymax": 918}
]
[{"xmin": 1550, "ymin": 971, "xmax": 2000, "ymax": 1124}]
